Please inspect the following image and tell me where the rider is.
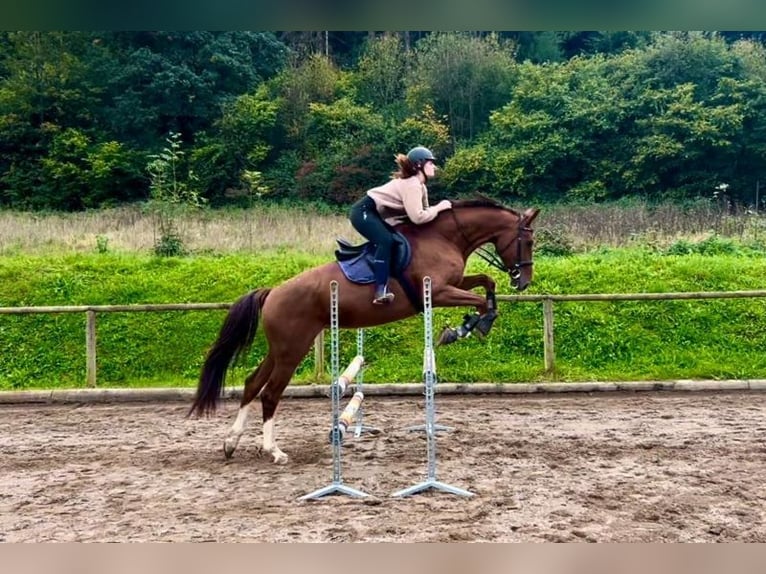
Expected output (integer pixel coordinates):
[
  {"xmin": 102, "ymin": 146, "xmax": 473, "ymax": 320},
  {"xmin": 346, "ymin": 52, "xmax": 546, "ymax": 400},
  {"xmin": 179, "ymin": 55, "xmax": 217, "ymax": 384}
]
[{"xmin": 349, "ymin": 146, "xmax": 453, "ymax": 305}]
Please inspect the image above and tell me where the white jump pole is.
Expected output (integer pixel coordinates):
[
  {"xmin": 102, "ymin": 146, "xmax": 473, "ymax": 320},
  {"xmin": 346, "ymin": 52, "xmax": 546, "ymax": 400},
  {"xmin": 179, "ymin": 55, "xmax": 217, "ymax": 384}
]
[
  {"xmin": 299, "ymin": 280, "xmax": 370, "ymax": 500},
  {"xmin": 333, "ymin": 391, "xmax": 364, "ymax": 444},
  {"xmin": 328, "ymin": 354, "xmax": 365, "ymax": 444},
  {"xmin": 392, "ymin": 276, "xmax": 474, "ymax": 498},
  {"xmin": 335, "ymin": 355, "xmax": 364, "ymax": 396}
]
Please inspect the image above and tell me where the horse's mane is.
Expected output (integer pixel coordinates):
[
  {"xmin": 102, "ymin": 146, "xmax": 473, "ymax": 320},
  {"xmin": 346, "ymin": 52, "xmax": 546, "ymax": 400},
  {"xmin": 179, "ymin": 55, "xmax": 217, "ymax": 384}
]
[{"xmin": 450, "ymin": 194, "xmax": 521, "ymax": 216}]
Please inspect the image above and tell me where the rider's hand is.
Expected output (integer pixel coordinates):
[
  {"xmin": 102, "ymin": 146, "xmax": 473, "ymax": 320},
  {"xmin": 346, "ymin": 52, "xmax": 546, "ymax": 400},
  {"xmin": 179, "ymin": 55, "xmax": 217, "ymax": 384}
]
[{"xmin": 437, "ymin": 199, "xmax": 452, "ymax": 211}]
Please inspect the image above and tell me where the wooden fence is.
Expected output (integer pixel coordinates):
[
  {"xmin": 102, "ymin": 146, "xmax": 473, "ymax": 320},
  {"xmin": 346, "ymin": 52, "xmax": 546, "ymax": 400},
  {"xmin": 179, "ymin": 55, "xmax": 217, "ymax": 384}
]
[
  {"xmin": 3, "ymin": 289, "xmax": 766, "ymax": 386},
  {"xmin": 496, "ymin": 290, "xmax": 766, "ymax": 373},
  {"xmin": 0, "ymin": 302, "xmax": 328, "ymax": 388}
]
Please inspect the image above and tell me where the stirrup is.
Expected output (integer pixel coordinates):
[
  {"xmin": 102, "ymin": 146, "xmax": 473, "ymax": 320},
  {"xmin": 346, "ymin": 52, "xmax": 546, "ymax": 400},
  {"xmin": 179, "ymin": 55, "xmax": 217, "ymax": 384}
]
[
  {"xmin": 373, "ymin": 293, "xmax": 395, "ymax": 305},
  {"xmin": 373, "ymin": 288, "xmax": 395, "ymax": 305}
]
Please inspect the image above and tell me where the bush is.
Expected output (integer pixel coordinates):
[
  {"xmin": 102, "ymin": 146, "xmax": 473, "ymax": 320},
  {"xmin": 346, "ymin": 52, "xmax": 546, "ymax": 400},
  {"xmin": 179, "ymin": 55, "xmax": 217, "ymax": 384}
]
[
  {"xmin": 153, "ymin": 232, "xmax": 186, "ymax": 257},
  {"xmin": 665, "ymin": 234, "xmax": 740, "ymax": 256},
  {"xmin": 535, "ymin": 227, "xmax": 574, "ymax": 257},
  {"xmin": 146, "ymin": 132, "xmax": 207, "ymax": 256}
]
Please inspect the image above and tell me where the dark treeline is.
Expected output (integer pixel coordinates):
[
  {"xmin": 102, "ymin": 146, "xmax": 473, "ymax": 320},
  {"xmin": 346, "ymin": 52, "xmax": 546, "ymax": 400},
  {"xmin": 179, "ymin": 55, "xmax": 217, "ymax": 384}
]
[{"xmin": 1, "ymin": 30, "xmax": 766, "ymax": 211}]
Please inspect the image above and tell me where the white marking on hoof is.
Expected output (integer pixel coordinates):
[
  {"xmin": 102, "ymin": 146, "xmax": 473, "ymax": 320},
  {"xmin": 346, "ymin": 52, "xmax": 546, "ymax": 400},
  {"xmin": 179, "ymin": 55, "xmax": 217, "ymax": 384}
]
[
  {"xmin": 271, "ymin": 448, "xmax": 289, "ymax": 465},
  {"xmin": 262, "ymin": 418, "xmax": 288, "ymax": 464},
  {"xmin": 223, "ymin": 404, "xmax": 251, "ymax": 459},
  {"xmin": 223, "ymin": 437, "xmax": 239, "ymax": 459}
]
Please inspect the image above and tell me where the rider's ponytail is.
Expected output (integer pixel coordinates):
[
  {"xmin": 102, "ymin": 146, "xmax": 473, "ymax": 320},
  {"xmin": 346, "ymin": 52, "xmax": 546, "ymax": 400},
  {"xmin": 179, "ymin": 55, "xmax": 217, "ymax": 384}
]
[{"xmin": 392, "ymin": 153, "xmax": 419, "ymax": 179}]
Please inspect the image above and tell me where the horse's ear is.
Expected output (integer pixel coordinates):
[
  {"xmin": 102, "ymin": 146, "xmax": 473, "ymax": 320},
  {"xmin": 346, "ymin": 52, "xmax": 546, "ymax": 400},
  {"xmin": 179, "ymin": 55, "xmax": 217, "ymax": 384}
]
[{"xmin": 523, "ymin": 207, "xmax": 540, "ymax": 224}]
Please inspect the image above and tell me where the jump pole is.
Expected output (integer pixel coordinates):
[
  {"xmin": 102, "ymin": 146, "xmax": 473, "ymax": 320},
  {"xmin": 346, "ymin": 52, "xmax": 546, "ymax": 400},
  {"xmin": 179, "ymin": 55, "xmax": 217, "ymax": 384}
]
[
  {"xmin": 299, "ymin": 280, "xmax": 370, "ymax": 500},
  {"xmin": 392, "ymin": 276, "xmax": 474, "ymax": 498},
  {"xmin": 328, "ymin": 355, "xmax": 365, "ymax": 444}
]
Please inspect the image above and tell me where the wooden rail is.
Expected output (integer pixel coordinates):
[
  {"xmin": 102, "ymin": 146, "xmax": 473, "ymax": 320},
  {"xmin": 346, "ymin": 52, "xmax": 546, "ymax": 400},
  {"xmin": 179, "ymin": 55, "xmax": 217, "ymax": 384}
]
[
  {"xmin": 3, "ymin": 289, "xmax": 766, "ymax": 386},
  {"xmin": 496, "ymin": 290, "xmax": 766, "ymax": 373},
  {"xmin": 0, "ymin": 303, "xmax": 231, "ymax": 387}
]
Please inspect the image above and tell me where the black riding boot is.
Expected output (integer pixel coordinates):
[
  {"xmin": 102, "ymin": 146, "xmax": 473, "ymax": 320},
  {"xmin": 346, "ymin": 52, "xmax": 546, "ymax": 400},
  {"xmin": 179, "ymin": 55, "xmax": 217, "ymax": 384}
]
[{"xmin": 372, "ymin": 259, "xmax": 394, "ymax": 305}]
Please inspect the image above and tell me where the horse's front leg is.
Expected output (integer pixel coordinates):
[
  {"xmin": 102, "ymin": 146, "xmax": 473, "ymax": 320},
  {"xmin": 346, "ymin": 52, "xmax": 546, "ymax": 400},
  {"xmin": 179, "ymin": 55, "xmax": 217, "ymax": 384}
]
[
  {"xmin": 458, "ymin": 273, "xmax": 497, "ymax": 311},
  {"xmin": 458, "ymin": 274, "xmax": 497, "ymax": 304},
  {"xmin": 430, "ymin": 284, "xmax": 495, "ymax": 346},
  {"xmin": 456, "ymin": 274, "xmax": 499, "ymax": 339}
]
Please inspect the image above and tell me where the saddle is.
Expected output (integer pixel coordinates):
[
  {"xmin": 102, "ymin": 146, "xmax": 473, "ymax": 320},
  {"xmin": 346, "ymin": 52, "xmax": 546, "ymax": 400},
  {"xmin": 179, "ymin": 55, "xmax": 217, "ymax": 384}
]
[{"xmin": 334, "ymin": 232, "xmax": 422, "ymax": 312}]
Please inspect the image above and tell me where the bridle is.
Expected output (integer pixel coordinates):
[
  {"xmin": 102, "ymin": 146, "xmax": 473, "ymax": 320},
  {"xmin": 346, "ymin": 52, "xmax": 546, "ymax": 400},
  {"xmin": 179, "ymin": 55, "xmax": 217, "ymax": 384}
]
[
  {"xmin": 471, "ymin": 215, "xmax": 534, "ymax": 288},
  {"xmin": 449, "ymin": 209, "xmax": 534, "ymax": 287}
]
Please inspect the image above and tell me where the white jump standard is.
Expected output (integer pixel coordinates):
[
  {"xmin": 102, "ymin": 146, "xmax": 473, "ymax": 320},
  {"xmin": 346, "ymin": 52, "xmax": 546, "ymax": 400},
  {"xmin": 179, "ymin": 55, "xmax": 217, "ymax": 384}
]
[
  {"xmin": 300, "ymin": 280, "xmax": 370, "ymax": 500},
  {"xmin": 350, "ymin": 328, "xmax": 381, "ymax": 438},
  {"xmin": 392, "ymin": 276, "xmax": 475, "ymax": 498}
]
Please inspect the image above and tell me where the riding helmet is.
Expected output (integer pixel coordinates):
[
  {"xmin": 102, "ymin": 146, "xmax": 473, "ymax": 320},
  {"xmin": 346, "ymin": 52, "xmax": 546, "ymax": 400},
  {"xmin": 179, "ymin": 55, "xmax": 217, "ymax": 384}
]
[{"xmin": 406, "ymin": 146, "xmax": 436, "ymax": 168}]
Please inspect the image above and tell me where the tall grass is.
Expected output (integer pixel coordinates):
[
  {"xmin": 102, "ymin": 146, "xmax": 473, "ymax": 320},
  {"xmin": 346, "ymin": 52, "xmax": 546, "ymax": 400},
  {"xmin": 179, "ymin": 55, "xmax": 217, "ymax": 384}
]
[
  {"xmin": 0, "ymin": 204, "xmax": 359, "ymax": 256},
  {"xmin": 3, "ymin": 198, "xmax": 766, "ymax": 256},
  {"xmin": 540, "ymin": 199, "xmax": 766, "ymax": 252}
]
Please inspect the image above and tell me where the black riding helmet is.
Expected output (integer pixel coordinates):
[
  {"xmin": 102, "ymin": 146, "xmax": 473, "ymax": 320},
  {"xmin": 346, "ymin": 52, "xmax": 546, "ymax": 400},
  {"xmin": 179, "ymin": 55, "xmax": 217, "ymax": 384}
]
[{"xmin": 406, "ymin": 146, "xmax": 436, "ymax": 169}]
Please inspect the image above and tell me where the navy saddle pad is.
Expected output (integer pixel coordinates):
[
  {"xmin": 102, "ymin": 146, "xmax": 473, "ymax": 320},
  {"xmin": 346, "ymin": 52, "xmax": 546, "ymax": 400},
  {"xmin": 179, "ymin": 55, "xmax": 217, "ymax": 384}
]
[{"xmin": 334, "ymin": 232, "xmax": 412, "ymax": 285}]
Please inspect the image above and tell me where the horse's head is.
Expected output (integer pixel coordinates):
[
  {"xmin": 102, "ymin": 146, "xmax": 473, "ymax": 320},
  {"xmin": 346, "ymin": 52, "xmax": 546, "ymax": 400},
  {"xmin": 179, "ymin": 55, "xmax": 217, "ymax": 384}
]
[
  {"xmin": 490, "ymin": 207, "xmax": 539, "ymax": 291},
  {"xmin": 440, "ymin": 198, "xmax": 540, "ymax": 292},
  {"xmin": 470, "ymin": 205, "xmax": 539, "ymax": 291}
]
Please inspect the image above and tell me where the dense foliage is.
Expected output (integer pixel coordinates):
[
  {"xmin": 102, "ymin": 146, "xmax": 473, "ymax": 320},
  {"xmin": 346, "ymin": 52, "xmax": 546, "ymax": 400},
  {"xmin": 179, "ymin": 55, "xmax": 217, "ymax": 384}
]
[{"xmin": 2, "ymin": 31, "xmax": 766, "ymax": 211}]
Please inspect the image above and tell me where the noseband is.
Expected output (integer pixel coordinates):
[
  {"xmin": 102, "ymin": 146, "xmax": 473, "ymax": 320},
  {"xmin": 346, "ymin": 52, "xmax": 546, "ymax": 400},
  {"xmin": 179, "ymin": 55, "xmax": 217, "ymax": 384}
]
[{"xmin": 493, "ymin": 223, "xmax": 534, "ymax": 286}]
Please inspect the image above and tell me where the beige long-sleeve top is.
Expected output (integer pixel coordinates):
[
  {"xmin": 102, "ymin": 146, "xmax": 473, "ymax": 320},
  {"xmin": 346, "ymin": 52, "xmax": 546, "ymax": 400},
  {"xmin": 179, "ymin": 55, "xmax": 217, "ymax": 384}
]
[{"xmin": 366, "ymin": 176, "xmax": 446, "ymax": 226}]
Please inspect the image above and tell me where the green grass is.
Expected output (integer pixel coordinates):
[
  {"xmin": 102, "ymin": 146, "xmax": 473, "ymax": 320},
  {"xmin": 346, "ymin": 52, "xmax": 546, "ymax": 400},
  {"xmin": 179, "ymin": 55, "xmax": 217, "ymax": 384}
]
[{"xmin": 3, "ymin": 246, "xmax": 766, "ymax": 390}]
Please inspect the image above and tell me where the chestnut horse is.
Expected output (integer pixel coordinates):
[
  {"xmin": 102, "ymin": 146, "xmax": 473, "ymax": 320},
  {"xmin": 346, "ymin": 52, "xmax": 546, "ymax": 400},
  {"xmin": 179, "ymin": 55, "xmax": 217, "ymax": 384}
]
[{"xmin": 189, "ymin": 198, "xmax": 539, "ymax": 463}]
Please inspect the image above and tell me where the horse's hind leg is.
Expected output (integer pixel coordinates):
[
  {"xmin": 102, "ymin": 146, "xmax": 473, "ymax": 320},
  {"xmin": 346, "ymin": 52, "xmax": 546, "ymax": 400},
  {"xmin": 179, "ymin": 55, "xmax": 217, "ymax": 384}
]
[
  {"xmin": 258, "ymin": 360, "xmax": 303, "ymax": 465},
  {"xmin": 223, "ymin": 355, "xmax": 274, "ymax": 459}
]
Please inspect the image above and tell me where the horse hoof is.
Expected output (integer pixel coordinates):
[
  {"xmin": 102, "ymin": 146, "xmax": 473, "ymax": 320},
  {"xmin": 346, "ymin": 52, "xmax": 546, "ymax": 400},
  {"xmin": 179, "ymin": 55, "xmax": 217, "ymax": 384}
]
[
  {"xmin": 475, "ymin": 311, "xmax": 498, "ymax": 338},
  {"xmin": 223, "ymin": 443, "xmax": 235, "ymax": 459},
  {"xmin": 437, "ymin": 327, "xmax": 459, "ymax": 346},
  {"xmin": 272, "ymin": 452, "xmax": 289, "ymax": 465}
]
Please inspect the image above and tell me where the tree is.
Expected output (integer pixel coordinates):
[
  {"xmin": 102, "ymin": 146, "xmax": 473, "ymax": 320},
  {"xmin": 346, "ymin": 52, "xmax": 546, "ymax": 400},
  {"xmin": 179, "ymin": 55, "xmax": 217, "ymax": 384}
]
[
  {"xmin": 638, "ymin": 32, "xmax": 734, "ymax": 99},
  {"xmin": 626, "ymin": 83, "xmax": 743, "ymax": 199},
  {"xmin": 406, "ymin": 32, "xmax": 517, "ymax": 145},
  {"xmin": 94, "ymin": 31, "xmax": 288, "ymax": 147},
  {"xmin": 295, "ymin": 97, "xmax": 389, "ymax": 204},
  {"xmin": 443, "ymin": 56, "xmax": 625, "ymax": 202},
  {"xmin": 146, "ymin": 131, "xmax": 206, "ymax": 256},
  {"xmin": 0, "ymin": 32, "xmax": 105, "ymax": 208},
  {"xmin": 190, "ymin": 85, "xmax": 280, "ymax": 203},
  {"xmin": 354, "ymin": 34, "xmax": 409, "ymax": 118},
  {"xmin": 508, "ymin": 32, "xmax": 563, "ymax": 63},
  {"xmin": 272, "ymin": 53, "xmax": 347, "ymax": 143}
]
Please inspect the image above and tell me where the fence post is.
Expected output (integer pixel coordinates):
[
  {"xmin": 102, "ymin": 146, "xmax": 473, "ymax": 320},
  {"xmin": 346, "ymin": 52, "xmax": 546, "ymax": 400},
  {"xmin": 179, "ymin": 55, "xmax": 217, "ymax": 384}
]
[
  {"xmin": 314, "ymin": 329, "xmax": 325, "ymax": 381},
  {"xmin": 86, "ymin": 310, "xmax": 97, "ymax": 387},
  {"xmin": 543, "ymin": 297, "xmax": 555, "ymax": 374}
]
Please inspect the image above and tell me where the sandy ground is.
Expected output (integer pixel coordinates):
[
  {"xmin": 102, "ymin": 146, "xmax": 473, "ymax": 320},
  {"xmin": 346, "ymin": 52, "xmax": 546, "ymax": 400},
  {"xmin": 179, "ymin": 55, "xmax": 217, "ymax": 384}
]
[{"xmin": 1, "ymin": 391, "xmax": 766, "ymax": 542}]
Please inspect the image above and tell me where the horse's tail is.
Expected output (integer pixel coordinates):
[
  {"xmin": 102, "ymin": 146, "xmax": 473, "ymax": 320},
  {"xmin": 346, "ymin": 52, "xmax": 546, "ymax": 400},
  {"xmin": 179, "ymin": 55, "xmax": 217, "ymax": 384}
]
[{"xmin": 188, "ymin": 288, "xmax": 272, "ymax": 418}]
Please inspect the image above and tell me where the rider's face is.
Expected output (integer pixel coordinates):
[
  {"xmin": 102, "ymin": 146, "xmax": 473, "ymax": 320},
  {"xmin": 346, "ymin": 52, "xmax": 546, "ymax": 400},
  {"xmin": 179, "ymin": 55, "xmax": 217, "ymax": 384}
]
[{"xmin": 423, "ymin": 160, "xmax": 437, "ymax": 178}]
